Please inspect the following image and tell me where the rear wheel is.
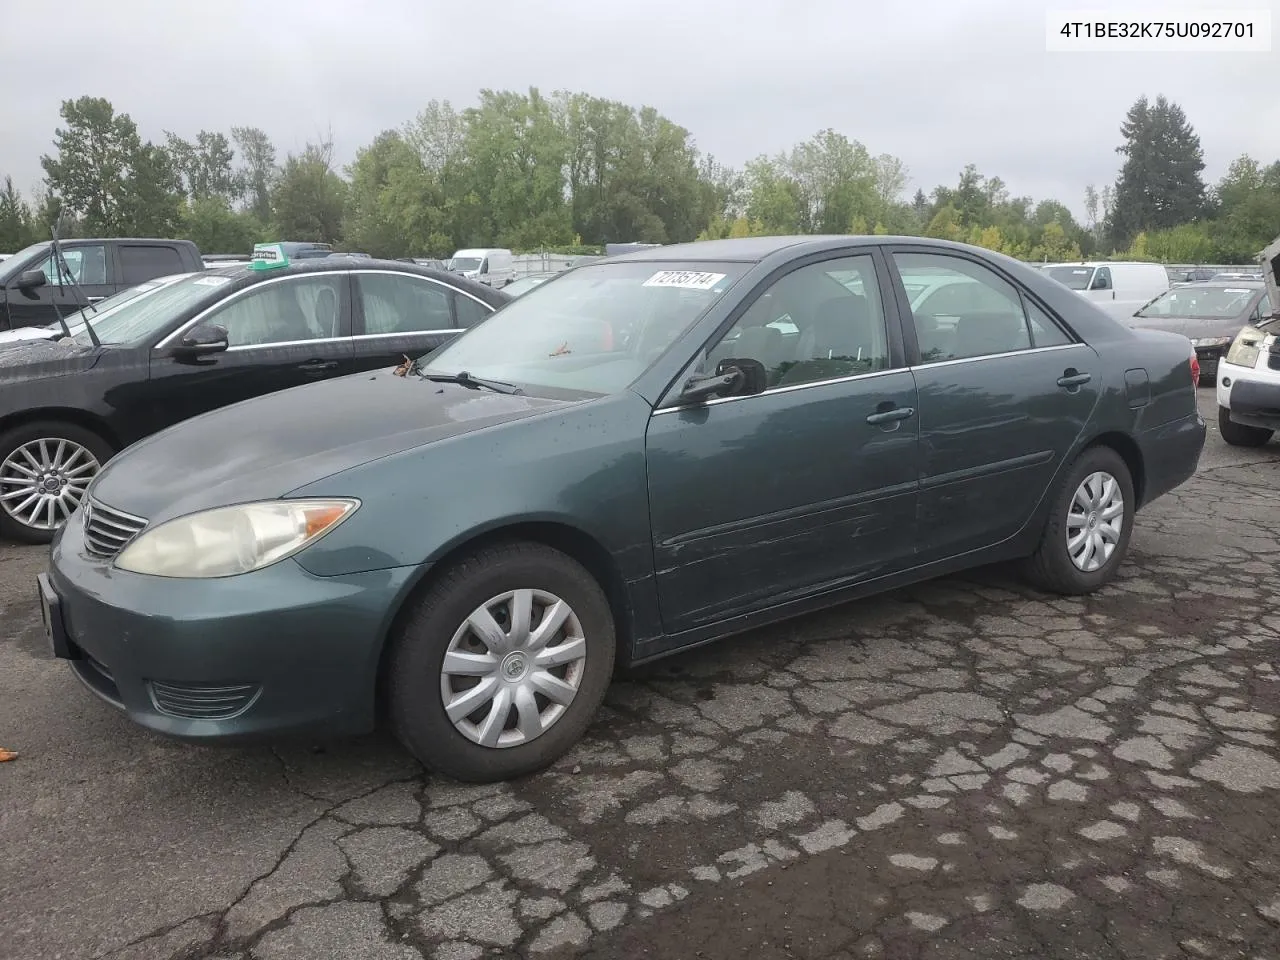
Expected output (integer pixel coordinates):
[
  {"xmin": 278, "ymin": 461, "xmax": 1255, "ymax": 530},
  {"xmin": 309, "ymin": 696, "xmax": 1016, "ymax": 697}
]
[
  {"xmin": 1025, "ymin": 446, "xmax": 1134, "ymax": 595},
  {"xmin": 1218, "ymin": 405, "xmax": 1273, "ymax": 447},
  {"xmin": 0, "ymin": 421, "xmax": 113, "ymax": 544},
  {"xmin": 387, "ymin": 542, "xmax": 616, "ymax": 782}
]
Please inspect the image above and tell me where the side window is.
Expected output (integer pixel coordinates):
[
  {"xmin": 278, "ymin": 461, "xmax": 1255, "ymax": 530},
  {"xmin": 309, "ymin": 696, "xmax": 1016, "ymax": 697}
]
[
  {"xmin": 894, "ymin": 253, "xmax": 1033, "ymax": 364},
  {"xmin": 206, "ymin": 275, "xmax": 343, "ymax": 348},
  {"xmin": 1024, "ymin": 298, "xmax": 1072, "ymax": 347},
  {"xmin": 1255, "ymin": 294, "xmax": 1271, "ymax": 320},
  {"xmin": 35, "ymin": 245, "xmax": 107, "ymax": 286},
  {"xmin": 479, "ymin": 258, "xmax": 489, "ymax": 275},
  {"xmin": 453, "ymin": 293, "xmax": 492, "ymax": 329},
  {"xmin": 119, "ymin": 245, "xmax": 184, "ymax": 285},
  {"xmin": 357, "ymin": 273, "xmax": 455, "ymax": 335},
  {"xmin": 703, "ymin": 255, "xmax": 891, "ymax": 390},
  {"xmin": 1091, "ymin": 267, "xmax": 1112, "ymax": 290}
]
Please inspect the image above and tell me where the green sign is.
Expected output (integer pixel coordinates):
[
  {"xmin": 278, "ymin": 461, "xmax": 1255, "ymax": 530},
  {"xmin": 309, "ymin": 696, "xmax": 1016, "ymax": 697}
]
[{"xmin": 250, "ymin": 243, "xmax": 290, "ymax": 271}]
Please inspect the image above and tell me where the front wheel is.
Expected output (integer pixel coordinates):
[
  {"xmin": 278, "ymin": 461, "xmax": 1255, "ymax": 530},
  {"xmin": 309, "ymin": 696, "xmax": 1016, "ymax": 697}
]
[
  {"xmin": 0, "ymin": 421, "xmax": 113, "ymax": 544},
  {"xmin": 387, "ymin": 542, "xmax": 616, "ymax": 782},
  {"xmin": 1218, "ymin": 405, "xmax": 1273, "ymax": 447},
  {"xmin": 1025, "ymin": 446, "xmax": 1135, "ymax": 595}
]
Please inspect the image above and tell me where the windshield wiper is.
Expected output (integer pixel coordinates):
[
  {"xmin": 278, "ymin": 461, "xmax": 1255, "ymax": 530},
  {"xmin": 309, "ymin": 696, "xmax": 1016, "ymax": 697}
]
[{"xmin": 419, "ymin": 369, "xmax": 523, "ymax": 395}]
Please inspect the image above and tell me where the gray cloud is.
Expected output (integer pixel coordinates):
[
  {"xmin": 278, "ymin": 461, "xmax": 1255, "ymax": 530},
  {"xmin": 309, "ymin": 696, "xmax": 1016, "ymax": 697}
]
[{"xmin": 2, "ymin": 0, "xmax": 1277, "ymax": 221}]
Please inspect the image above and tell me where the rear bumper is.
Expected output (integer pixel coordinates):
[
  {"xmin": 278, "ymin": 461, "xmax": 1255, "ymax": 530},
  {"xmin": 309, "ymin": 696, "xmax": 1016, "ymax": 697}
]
[{"xmin": 1136, "ymin": 410, "xmax": 1206, "ymax": 507}]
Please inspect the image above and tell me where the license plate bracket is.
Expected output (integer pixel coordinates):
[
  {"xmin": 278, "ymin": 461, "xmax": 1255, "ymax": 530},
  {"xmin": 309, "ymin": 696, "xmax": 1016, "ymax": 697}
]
[{"xmin": 37, "ymin": 573, "xmax": 76, "ymax": 660}]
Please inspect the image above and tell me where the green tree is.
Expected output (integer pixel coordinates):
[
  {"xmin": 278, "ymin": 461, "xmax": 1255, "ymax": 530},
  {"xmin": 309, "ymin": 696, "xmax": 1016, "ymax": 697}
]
[
  {"xmin": 231, "ymin": 126, "xmax": 277, "ymax": 222},
  {"xmin": 1107, "ymin": 95, "xmax": 1206, "ymax": 249},
  {"xmin": 1209, "ymin": 155, "xmax": 1280, "ymax": 261},
  {"xmin": 0, "ymin": 178, "xmax": 37, "ymax": 250},
  {"xmin": 271, "ymin": 139, "xmax": 348, "ymax": 243},
  {"xmin": 124, "ymin": 142, "xmax": 184, "ymax": 236},
  {"xmin": 40, "ymin": 96, "xmax": 140, "ymax": 234},
  {"xmin": 166, "ymin": 130, "xmax": 237, "ymax": 202},
  {"xmin": 742, "ymin": 157, "xmax": 804, "ymax": 234},
  {"xmin": 182, "ymin": 198, "xmax": 264, "ymax": 254}
]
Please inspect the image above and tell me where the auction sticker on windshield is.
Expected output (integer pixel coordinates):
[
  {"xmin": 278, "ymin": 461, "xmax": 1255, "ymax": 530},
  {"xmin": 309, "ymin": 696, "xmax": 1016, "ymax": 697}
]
[
  {"xmin": 643, "ymin": 270, "xmax": 726, "ymax": 290},
  {"xmin": 193, "ymin": 276, "xmax": 231, "ymax": 286}
]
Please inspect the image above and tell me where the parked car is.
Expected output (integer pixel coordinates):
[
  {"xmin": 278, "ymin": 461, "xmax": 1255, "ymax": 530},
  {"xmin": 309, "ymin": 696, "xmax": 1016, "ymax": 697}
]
[
  {"xmin": 503, "ymin": 272, "xmax": 559, "ymax": 297},
  {"xmin": 0, "ymin": 247, "xmax": 509, "ymax": 542},
  {"xmin": 1039, "ymin": 261, "xmax": 1169, "ymax": 321},
  {"xmin": 398, "ymin": 258, "xmax": 449, "ymax": 271},
  {"xmin": 1172, "ymin": 267, "xmax": 1218, "ymax": 284},
  {"xmin": 37, "ymin": 235, "xmax": 1206, "ymax": 782},
  {"xmin": 449, "ymin": 248, "xmax": 516, "ymax": 287},
  {"xmin": 1209, "ymin": 271, "xmax": 1263, "ymax": 282},
  {"xmin": 1126, "ymin": 280, "xmax": 1270, "ymax": 382},
  {"xmin": 0, "ymin": 238, "xmax": 204, "ymax": 331},
  {"xmin": 0, "ymin": 273, "xmax": 195, "ymax": 348},
  {"xmin": 1216, "ymin": 235, "xmax": 1280, "ymax": 446}
]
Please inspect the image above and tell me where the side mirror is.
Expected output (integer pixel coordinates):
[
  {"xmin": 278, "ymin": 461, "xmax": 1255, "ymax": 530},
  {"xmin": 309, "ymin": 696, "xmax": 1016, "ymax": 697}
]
[
  {"xmin": 14, "ymin": 269, "xmax": 47, "ymax": 293},
  {"xmin": 171, "ymin": 323, "xmax": 229, "ymax": 363},
  {"xmin": 678, "ymin": 359, "xmax": 766, "ymax": 403}
]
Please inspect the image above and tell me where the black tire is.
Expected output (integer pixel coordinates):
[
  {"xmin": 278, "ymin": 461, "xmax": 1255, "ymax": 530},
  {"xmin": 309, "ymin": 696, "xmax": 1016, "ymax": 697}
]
[
  {"xmin": 387, "ymin": 542, "xmax": 616, "ymax": 782},
  {"xmin": 0, "ymin": 420, "xmax": 114, "ymax": 544},
  {"xmin": 1025, "ymin": 445, "xmax": 1135, "ymax": 596},
  {"xmin": 1218, "ymin": 405, "xmax": 1273, "ymax": 447}
]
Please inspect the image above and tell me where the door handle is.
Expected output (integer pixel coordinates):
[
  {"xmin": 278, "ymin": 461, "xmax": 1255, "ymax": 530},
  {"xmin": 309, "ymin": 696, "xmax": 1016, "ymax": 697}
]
[
  {"xmin": 1057, "ymin": 370, "xmax": 1092, "ymax": 388},
  {"xmin": 865, "ymin": 405, "xmax": 915, "ymax": 425},
  {"xmin": 298, "ymin": 359, "xmax": 338, "ymax": 372}
]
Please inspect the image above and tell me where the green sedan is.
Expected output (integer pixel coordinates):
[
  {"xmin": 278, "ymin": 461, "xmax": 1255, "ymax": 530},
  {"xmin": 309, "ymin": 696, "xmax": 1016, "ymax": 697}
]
[{"xmin": 39, "ymin": 236, "xmax": 1206, "ymax": 782}]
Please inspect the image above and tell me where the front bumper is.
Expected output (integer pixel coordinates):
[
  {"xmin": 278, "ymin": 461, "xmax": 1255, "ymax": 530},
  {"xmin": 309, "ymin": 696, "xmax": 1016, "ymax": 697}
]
[
  {"xmin": 1217, "ymin": 356, "xmax": 1280, "ymax": 430},
  {"xmin": 44, "ymin": 509, "xmax": 421, "ymax": 743}
]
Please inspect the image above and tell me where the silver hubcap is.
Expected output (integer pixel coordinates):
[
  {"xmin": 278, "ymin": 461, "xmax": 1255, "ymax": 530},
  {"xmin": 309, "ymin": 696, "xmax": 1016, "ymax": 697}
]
[
  {"xmin": 1066, "ymin": 470, "xmax": 1124, "ymax": 572},
  {"xmin": 0, "ymin": 438, "xmax": 100, "ymax": 531},
  {"xmin": 440, "ymin": 589, "xmax": 587, "ymax": 748}
]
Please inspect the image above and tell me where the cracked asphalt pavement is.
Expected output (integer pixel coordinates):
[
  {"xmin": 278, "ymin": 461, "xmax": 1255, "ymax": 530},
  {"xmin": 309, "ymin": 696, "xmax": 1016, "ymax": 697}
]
[{"xmin": 3, "ymin": 390, "xmax": 1279, "ymax": 960}]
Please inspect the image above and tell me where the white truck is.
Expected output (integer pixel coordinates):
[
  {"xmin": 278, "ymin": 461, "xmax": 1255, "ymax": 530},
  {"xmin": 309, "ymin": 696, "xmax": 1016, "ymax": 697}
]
[
  {"xmin": 448, "ymin": 248, "xmax": 515, "ymax": 288},
  {"xmin": 1213, "ymin": 234, "xmax": 1280, "ymax": 446},
  {"xmin": 1038, "ymin": 261, "xmax": 1170, "ymax": 321}
]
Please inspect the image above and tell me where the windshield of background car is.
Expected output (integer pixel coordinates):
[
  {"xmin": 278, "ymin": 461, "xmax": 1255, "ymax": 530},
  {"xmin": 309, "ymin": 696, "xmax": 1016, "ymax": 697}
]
[
  {"xmin": 0, "ymin": 242, "xmax": 50, "ymax": 283},
  {"xmin": 69, "ymin": 272, "xmax": 237, "ymax": 346},
  {"xmin": 1044, "ymin": 265, "xmax": 1093, "ymax": 290},
  {"xmin": 1136, "ymin": 286, "xmax": 1258, "ymax": 319},
  {"xmin": 451, "ymin": 257, "xmax": 482, "ymax": 271},
  {"xmin": 423, "ymin": 261, "xmax": 748, "ymax": 394}
]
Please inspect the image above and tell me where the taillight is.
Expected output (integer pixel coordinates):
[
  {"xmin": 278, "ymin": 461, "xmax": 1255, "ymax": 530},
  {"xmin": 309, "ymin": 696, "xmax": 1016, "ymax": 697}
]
[{"xmin": 1189, "ymin": 351, "xmax": 1201, "ymax": 384}]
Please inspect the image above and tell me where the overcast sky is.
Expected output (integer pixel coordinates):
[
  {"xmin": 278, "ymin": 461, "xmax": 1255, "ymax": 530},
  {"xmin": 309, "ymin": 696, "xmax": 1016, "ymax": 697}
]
[{"xmin": 3, "ymin": 0, "xmax": 1277, "ymax": 222}]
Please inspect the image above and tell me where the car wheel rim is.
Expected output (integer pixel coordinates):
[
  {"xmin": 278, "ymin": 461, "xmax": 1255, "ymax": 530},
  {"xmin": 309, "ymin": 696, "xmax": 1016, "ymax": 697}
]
[
  {"xmin": 1065, "ymin": 470, "xmax": 1124, "ymax": 573},
  {"xmin": 0, "ymin": 438, "xmax": 100, "ymax": 531},
  {"xmin": 440, "ymin": 589, "xmax": 587, "ymax": 749}
]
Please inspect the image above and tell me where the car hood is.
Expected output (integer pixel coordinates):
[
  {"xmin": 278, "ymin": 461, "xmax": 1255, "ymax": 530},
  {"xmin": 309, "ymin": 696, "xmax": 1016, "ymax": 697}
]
[
  {"xmin": 0, "ymin": 338, "xmax": 98, "ymax": 380},
  {"xmin": 88, "ymin": 369, "xmax": 581, "ymax": 524}
]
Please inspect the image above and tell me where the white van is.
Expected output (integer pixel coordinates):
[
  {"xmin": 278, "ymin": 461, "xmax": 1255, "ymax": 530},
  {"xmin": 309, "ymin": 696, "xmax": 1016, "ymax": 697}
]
[
  {"xmin": 449, "ymin": 248, "xmax": 515, "ymax": 288},
  {"xmin": 1040, "ymin": 261, "xmax": 1170, "ymax": 320}
]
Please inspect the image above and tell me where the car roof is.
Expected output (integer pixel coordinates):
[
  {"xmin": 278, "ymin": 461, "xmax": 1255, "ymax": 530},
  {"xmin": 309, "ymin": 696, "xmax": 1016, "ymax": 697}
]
[
  {"xmin": 604, "ymin": 235, "xmax": 1013, "ymax": 264},
  {"xmin": 1176, "ymin": 280, "xmax": 1264, "ymax": 289},
  {"xmin": 203, "ymin": 255, "xmax": 509, "ymax": 304}
]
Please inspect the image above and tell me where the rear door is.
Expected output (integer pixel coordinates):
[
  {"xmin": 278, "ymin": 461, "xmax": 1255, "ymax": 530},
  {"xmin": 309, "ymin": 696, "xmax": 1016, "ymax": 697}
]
[
  {"xmin": 350, "ymin": 269, "xmax": 494, "ymax": 370},
  {"xmin": 115, "ymin": 243, "xmax": 190, "ymax": 290},
  {"xmin": 887, "ymin": 247, "xmax": 1100, "ymax": 563},
  {"xmin": 145, "ymin": 272, "xmax": 356, "ymax": 433}
]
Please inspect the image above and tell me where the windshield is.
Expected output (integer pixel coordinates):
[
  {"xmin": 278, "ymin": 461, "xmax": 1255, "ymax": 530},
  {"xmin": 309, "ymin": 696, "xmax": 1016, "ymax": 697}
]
[
  {"xmin": 1136, "ymin": 286, "xmax": 1259, "ymax": 319},
  {"xmin": 423, "ymin": 261, "xmax": 747, "ymax": 395},
  {"xmin": 70, "ymin": 272, "xmax": 236, "ymax": 346},
  {"xmin": 450, "ymin": 257, "xmax": 482, "ymax": 272},
  {"xmin": 1043, "ymin": 265, "xmax": 1094, "ymax": 290},
  {"xmin": 0, "ymin": 242, "xmax": 51, "ymax": 283}
]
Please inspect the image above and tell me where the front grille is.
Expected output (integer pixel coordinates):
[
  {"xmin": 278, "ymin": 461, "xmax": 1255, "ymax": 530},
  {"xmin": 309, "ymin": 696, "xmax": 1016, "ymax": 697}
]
[
  {"xmin": 83, "ymin": 498, "xmax": 148, "ymax": 561},
  {"xmin": 148, "ymin": 680, "xmax": 261, "ymax": 720}
]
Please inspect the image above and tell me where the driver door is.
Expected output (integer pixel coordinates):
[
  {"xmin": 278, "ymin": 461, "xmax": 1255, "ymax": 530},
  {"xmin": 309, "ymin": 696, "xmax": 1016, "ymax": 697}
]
[
  {"xmin": 144, "ymin": 273, "xmax": 355, "ymax": 435},
  {"xmin": 644, "ymin": 252, "xmax": 920, "ymax": 640}
]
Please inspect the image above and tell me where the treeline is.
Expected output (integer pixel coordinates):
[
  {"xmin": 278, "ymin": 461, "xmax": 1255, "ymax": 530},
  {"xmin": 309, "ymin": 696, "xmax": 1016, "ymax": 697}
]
[{"xmin": 0, "ymin": 90, "xmax": 1276, "ymax": 265}]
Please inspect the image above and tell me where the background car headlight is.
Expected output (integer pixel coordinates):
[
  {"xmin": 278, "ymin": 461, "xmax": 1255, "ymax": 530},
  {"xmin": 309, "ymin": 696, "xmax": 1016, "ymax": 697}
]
[
  {"xmin": 1225, "ymin": 326, "xmax": 1263, "ymax": 368},
  {"xmin": 1190, "ymin": 336, "xmax": 1233, "ymax": 349},
  {"xmin": 114, "ymin": 499, "xmax": 359, "ymax": 578}
]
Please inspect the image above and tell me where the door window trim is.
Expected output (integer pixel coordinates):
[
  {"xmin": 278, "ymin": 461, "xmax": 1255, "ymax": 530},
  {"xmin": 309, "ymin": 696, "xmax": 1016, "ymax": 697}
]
[
  {"xmin": 349, "ymin": 269, "xmax": 487, "ymax": 337},
  {"xmin": 153, "ymin": 272, "xmax": 352, "ymax": 350},
  {"xmin": 882, "ymin": 245, "xmax": 1079, "ymax": 366},
  {"xmin": 655, "ymin": 246, "xmax": 909, "ymax": 411}
]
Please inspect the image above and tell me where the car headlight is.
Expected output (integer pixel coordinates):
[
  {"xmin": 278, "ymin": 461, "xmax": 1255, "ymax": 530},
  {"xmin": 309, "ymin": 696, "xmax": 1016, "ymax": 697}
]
[
  {"xmin": 114, "ymin": 498, "xmax": 359, "ymax": 578},
  {"xmin": 1224, "ymin": 326, "xmax": 1264, "ymax": 368},
  {"xmin": 1190, "ymin": 336, "xmax": 1232, "ymax": 349}
]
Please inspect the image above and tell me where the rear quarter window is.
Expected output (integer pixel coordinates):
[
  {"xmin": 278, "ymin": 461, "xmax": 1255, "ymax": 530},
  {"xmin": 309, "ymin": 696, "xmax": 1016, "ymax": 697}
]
[{"xmin": 118, "ymin": 245, "xmax": 186, "ymax": 285}]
